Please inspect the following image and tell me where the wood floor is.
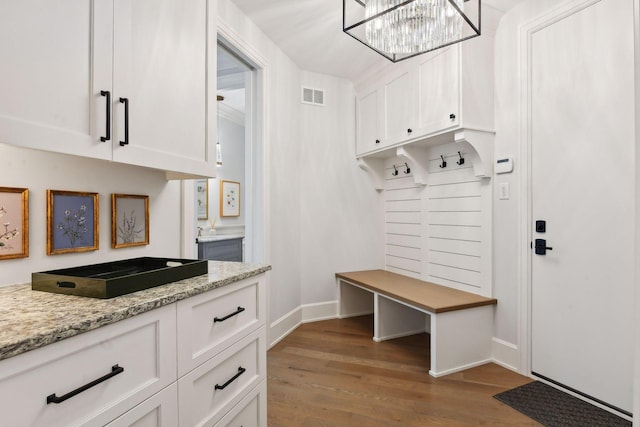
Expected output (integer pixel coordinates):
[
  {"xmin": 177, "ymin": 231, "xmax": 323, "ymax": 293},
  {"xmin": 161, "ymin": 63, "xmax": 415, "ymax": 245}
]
[{"xmin": 267, "ymin": 315, "xmax": 538, "ymax": 426}]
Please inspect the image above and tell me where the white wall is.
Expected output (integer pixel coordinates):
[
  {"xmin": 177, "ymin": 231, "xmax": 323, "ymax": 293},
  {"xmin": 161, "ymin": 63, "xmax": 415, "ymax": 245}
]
[
  {"xmin": 218, "ymin": 0, "xmax": 303, "ymax": 326},
  {"xmin": 217, "ymin": 3, "xmax": 384, "ymax": 334},
  {"xmin": 299, "ymin": 71, "xmax": 384, "ymax": 307},
  {"xmin": 0, "ymin": 144, "xmax": 181, "ymax": 286}
]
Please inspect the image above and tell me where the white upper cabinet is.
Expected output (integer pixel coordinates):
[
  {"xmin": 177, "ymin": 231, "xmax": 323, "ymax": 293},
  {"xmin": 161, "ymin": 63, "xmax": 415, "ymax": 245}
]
[
  {"xmin": 0, "ymin": 0, "xmax": 217, "ymax": 178},
  {"xmin": 0, "ymin": 0, "xmax": 113, "ymax": 161},
  {"xmin": 355, "ymin": 31, "xmax": 495, "ymax": 158},
  {"xmin": 356, "ymin": 87, "xmax": 382, "ymax": 155},
  {"xmin": 382, "ymin": 68, "xmax": 414, "ymax": 145},
  {"xmin": 112, "ymin": 0, "xmax": 215, "ymax": 178}
]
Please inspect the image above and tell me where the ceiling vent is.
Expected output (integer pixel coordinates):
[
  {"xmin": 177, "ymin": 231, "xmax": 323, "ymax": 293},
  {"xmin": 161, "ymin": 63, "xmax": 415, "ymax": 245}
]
[{"xmin": 301, "ymin": 87, "xmax": 325, "ymax": 106}]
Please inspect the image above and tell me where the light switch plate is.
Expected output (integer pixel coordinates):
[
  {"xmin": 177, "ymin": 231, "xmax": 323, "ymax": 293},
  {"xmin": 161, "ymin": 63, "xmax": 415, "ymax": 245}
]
[{"xmin": 499, "ymin": 182, "xmax": 510, "ymax": 200}]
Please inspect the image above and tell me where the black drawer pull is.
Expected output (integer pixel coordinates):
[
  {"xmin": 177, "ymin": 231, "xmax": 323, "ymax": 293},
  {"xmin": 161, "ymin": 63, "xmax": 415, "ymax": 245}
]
[
  {"xmin": 119, "ymin": 97, "xmax": 129, "ymax": 146},
  {"xmin": 46, "ymin": 364, "xmax": 124, "ymax": 404},
  {"xmin": 214, "ymin": 306, "xmax": 245, "ymax": 323},
  {"xmin": 100, "ymin": 90, "xmax": 111, "ymax": 142},
  {"xmin": 214, "ymin": 366, "xmax": 246, "ymax": 391}
]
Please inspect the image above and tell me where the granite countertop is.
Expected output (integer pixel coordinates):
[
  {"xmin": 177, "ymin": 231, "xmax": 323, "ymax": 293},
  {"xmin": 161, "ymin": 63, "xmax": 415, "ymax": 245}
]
[{"xmin": 0, "ymin": 261, "xmax": 270, "ymax": 362}]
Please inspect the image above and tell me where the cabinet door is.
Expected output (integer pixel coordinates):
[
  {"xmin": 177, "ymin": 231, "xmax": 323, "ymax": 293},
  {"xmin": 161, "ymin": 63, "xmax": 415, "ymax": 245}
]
[
  {"xmin": 112, "ymin": 0, "xmax": 216, "ymax": 177},
  {"xmin": 356, "ymin": 88, "xmax": 381, "ymax": 156},
  {"xmin": 0, "ymin": 0, "xmax": 113, "ymax": 160},
  {"xmin": 106, "ymin": 383, "xmax": 178, "ymax": 427},
  {"xmin": 415, "ymin": 46, "xmax": 460, "ymax": 136},
  {"xmin": 382, "ymin": 68, "xmax": 414, "ymax": 145}
]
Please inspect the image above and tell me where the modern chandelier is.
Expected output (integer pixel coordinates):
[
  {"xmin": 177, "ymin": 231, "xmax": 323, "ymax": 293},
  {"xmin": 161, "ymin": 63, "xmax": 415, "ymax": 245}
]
[{"xmin": 343, "ymin": 0, "xmax": 481, "ymax": 62}]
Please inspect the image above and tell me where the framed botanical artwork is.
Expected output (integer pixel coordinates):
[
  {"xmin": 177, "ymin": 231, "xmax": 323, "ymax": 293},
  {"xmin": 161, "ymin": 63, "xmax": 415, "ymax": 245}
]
[
  {"xmin": 220, "ymin": 180, "xmax": 240, "ymax": 217},
  {"xmin": 0, "ymin": 187, "xmax": 29, "ymax": 260},
  {"xmin": 47, "ymin": 190, "xmax": 99, "ymax": 255},
  {"xmin": 111, "ymin": 194, "xmax": 149, "ymax": 249},
  {"xmin": 196, "ymin": 179, "xmax": 208, "ymax": 220}
]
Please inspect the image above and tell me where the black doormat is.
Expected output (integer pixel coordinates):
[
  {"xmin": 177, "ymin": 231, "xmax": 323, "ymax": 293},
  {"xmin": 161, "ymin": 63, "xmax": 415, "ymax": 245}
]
[{"xmin": 493, "ymin": 381, "xmax": 631, "ymax": 427}]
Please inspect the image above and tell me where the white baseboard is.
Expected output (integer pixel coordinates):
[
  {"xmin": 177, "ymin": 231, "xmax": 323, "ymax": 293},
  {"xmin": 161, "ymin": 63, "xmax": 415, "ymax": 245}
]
[
  {"xmin": 269, "ymin": 301, "xmax": 339, "ymax": 348},
  {"xmin": 373, "ymin": 328, "xmax": 427, "ymax": 342},
  {"xmin": 301, "ymin": 301, "xmax": 338, "ymax": 323},
  {"xmin": 429, "ymin": 359, "xmax": 493, "ymax": 378},
  {"xmin": 269, "ymin": 306, "xmax": 302, "ymax": 348},
  {"xmin": 491, "ymin": 337, "xmax": 520, "ymax": 372}
]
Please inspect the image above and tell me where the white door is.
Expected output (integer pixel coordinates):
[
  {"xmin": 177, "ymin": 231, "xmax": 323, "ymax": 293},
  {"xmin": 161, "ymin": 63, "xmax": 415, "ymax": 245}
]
[
  {"xmin": 530, "ymin": 0, "xmax": 634, "ymax": 415},
  {"xmin": 0, "ymin": 0, "xmax": 113, "ymax": 160},
  {"xmin": 112, "ymin": 0, "xmax": 214, "ymax": 176}
]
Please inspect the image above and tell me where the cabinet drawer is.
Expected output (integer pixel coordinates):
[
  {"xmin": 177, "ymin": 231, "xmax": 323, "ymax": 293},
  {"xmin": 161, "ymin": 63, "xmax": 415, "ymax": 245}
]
[
  {"xmin": 214, "ymin": 380, "xmax": 266, "ymax": 427},
  {"xmin": 0, "ymin": 304, "xmax": 177, "ymax": 427},
  {"xmin": 177, "ymin": 275, "xmax": 265, "ymax": 375},
  {"xmin": 178, "ymin": 328, "xmax": 266, "ymax": 427},
  {"xmin": 105, "ymin": 383, "xmax": 178, "ymax": 427}
]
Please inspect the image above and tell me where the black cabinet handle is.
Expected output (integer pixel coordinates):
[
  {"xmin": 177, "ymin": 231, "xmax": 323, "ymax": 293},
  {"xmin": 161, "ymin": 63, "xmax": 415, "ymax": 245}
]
[
  {"xmin": 375, "ymin": 139, "xmax": 380, "ymax": 144},
  {"xmin": 449, "ymin": 113, "xmax": 456, "ymax": 120},
  {"xmin": 100, "ymin": 91, "xmax": 111, "ymax": 142},
  {"xmin": 46, "ymin": 364, "xmax": 124, "ymax": 404},
  {"xmin": 214, "ymin": 366, "xmax": 246, "ymax": 390},
  {"xmin": 119, "ymin": 97, "xmax": 129, "ymax": 146},
  {"xmin": 407, "ymin": 128, "xmax": 413, "ymax": 134},
  {"xmin": 214, "ymin": 306, "xmax": 245, "ymax": 323}
]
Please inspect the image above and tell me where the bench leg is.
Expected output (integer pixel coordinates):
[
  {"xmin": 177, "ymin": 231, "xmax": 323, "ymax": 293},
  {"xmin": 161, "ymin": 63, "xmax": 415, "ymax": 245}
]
[
  {"xmin": 429, "ymin": 305, "xmax": 493, "ymax": 377},
  {"xmin": 337, "ymin": 279, "xmax": 374, "ymax": 318},
  {"xmin": 373, "ymin": 294, "xmax": 427, "ymax": 342}
]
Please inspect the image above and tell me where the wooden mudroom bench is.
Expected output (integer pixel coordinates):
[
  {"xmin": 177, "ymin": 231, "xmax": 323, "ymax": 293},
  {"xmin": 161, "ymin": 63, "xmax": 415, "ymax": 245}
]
[{"xmin": 336, "ymin": 270, "xmax": 497, "ymax": 377}]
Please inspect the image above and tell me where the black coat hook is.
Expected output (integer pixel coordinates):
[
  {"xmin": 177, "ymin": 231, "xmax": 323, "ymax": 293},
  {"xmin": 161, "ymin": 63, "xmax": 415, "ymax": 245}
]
[
  {"xmin": 392, "ymin": 164, "xmax": 399, "ymax": 176},
  {"xmin": 457, "ymin": 151, "xmax": 465, "ymax": 166},
  {"xmin": 439, "ymin": 155, "xmax": 447, "ymax": 169},
  {"xmin": 404, "ymin": 162, "xmax": 411, "ymax": 174}
]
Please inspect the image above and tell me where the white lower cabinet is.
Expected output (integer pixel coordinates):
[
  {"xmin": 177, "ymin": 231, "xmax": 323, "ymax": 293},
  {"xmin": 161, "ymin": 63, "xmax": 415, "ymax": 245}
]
[
  {"xmin": 214, "ymin": 380, "xmax": 267, "ymax": 427},
  {"xmin": 106, "ymin": 384, "xmax": 179, "ymax": 427},
  {"xmin": 0, "ymin": 304, "xmax": 177, "ymax": 427},
  {"xmin": 0, "ymin": 272, "xmax": 267, "ymax": 426},
  {"xmin": 178, "ymin": 329, "xmax": 267, "ymax": 426}
]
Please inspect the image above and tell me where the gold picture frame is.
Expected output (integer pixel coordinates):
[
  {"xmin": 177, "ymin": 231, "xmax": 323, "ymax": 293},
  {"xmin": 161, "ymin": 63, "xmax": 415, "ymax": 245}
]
[
  {"xmin": 47, "ymin": 190, "xmax": 99, "ymax": 255},
  {"xmin": 220, "ymin": 180, "xmax": 240, "ymax": 217},
  {"xmin": 196, "ymin": 179, "xmax": 208, "ymax": 220},
  {"xmin": 0, "ymin": 187, "xmax": 29, "ymax": 260},
  {"xmin": 111, "ymin": 194, "xmax": 150, "ymax": 249}
]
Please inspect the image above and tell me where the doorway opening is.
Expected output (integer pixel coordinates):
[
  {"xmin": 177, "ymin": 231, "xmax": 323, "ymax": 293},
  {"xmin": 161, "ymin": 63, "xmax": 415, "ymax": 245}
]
[{"xmin": 192, "ymin": 38, "xmax": 265, "ymax": 264}]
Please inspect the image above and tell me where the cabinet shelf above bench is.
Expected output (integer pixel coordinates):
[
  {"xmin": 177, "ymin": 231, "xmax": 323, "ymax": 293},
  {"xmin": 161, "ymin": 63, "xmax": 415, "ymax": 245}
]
[{"xmin": 357, "ymin": 128, "xmax": 494, "ymax": 191}]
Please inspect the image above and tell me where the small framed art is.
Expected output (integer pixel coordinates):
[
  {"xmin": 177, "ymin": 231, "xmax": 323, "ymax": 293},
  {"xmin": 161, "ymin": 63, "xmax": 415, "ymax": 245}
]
[
  {"xmin": 111, "ymin": 193, "xmax": 149, "ymax": 249},
  {"xmin": 47, "ymin": 190, "xmax": 99, "ymax": 255},
  {"xmin": 196, "ymin": 179, "xmax": 208, "ymax": 220},
  {"xmin": 220, "ymin": 180, "xmax": 240, "ymax": 217},
  {"xmin": 0, "ymin": 186, "xmax": 29, "ymax": 260}
]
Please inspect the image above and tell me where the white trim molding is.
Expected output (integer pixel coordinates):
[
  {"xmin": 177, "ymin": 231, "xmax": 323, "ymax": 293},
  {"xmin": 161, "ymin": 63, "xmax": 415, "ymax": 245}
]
[{"xmin": 491, "ymin": 337, "xmax": 520, "ymax": 372}]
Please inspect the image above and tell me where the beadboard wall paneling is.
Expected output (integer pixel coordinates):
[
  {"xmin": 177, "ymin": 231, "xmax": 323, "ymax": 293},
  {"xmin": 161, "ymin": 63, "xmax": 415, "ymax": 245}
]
[
  {"xmin": 383, "ymin": 143, "xmax": 492, "ymax": 297},
  {"xmin": 384, "ymin": 162, "xmax": 423, "ymax": 279}
]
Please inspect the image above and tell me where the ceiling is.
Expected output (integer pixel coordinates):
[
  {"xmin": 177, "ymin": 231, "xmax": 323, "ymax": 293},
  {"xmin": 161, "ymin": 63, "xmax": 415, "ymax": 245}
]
[{"xmin": 230, "ymin": 0, "xmax": 529, "ymax": 81}]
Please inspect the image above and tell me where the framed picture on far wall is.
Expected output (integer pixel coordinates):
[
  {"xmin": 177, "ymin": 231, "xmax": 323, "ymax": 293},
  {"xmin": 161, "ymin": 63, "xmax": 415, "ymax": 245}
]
[
  {"xmin": 47, "ymin": 190, "xmax": 99, "ymax": 255},
  {"xmin": 0, "ymin": 186, "xmax": 29, "ymax": 260},
  {"xmin": 220, "ymin": 180, "xmax": 240, "ymax": 217},
  {"xmin": 111, "ymin": 193, "xmax": 149, "ymax": 249},
  {"xmin": 196, "ymin": 179, "xmax": 208, "ymax": 220}
]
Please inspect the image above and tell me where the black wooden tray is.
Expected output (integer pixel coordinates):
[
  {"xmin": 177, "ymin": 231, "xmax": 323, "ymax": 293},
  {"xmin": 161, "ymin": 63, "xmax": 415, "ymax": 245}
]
[{"xmin": 32, "ymin": 257, "xmax": 208, "ymax": 299}]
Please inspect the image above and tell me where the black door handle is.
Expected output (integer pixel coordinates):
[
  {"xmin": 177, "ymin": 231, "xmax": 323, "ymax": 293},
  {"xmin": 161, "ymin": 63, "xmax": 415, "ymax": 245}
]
[
  {"xmin": 47, "ymin": 364, "xmax": 124, "ymax": 404},
  {"xmin": 100, "ymin": 91, "xmax": 111, "ymax": 142},
  {"xmin": 535, "ymin": 239, "xmax": 553, "ymax": 255},
  {"xmin": 119, "ymin": 97, "xmax": 129, "ymax": 146}
]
